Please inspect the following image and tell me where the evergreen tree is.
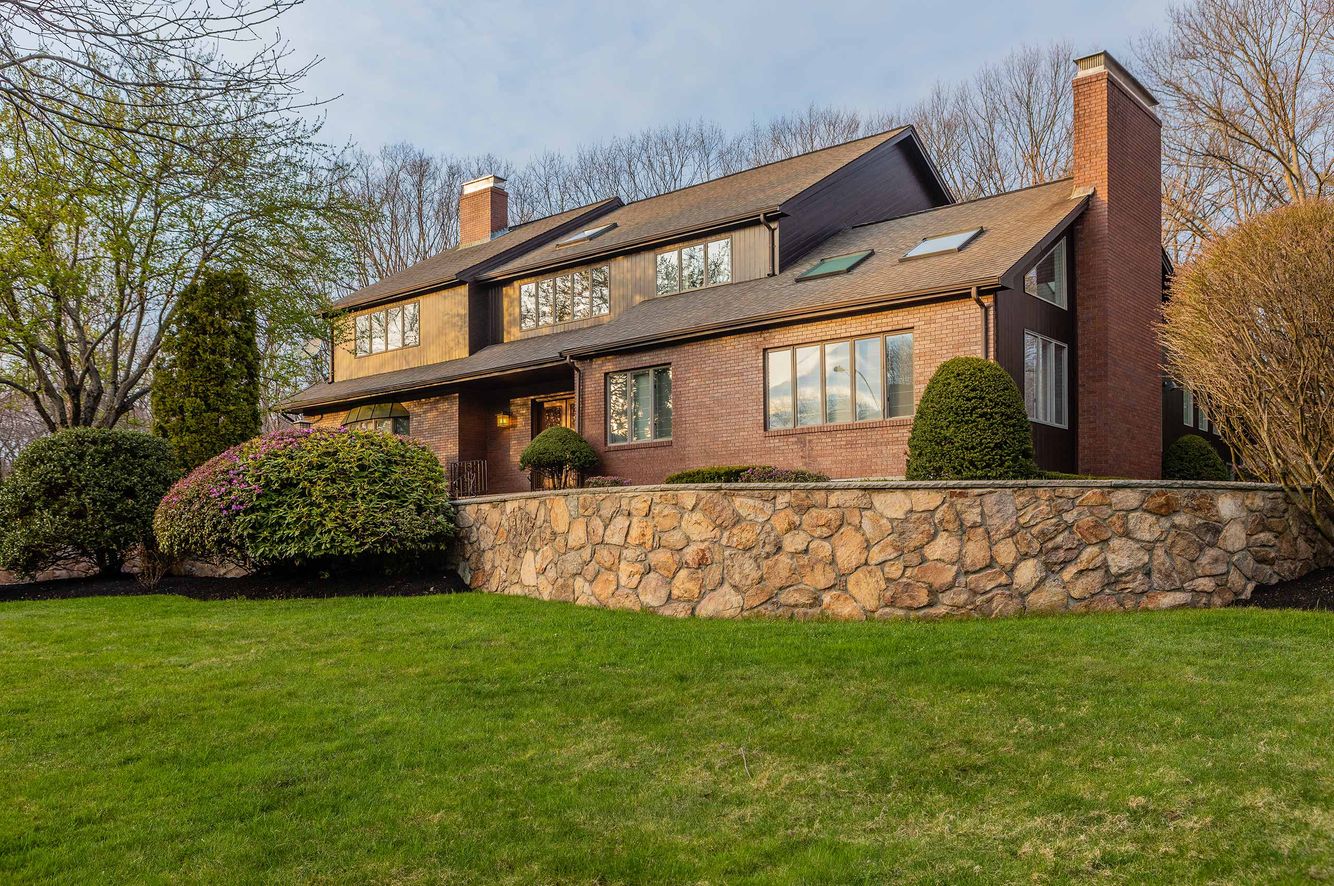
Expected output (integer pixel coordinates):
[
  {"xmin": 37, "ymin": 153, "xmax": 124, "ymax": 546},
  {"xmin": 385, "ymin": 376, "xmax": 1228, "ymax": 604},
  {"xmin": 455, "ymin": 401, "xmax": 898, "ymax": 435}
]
[{"xmin": 151, "ymin": 270, "xmax": 262, "ymax": 471}]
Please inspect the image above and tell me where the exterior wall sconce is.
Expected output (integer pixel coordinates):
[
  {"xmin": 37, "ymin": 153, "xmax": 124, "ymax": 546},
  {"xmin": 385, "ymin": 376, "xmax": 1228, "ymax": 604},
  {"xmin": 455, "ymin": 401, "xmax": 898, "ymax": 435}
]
[{"xmin": 495, "ymin": 412, "xmax": 515, "ymax": 429}]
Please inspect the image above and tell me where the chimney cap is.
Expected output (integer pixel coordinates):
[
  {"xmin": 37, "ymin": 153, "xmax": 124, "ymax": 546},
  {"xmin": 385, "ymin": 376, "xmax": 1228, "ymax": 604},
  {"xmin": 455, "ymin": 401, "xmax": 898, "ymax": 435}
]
[
  {"xmin": 462, "ymin": 174, "xmax": 507, "ymax": 195},
  {"xmin": 1075, "ymin": 51, "xmax": 1159, "ymax": 112}
]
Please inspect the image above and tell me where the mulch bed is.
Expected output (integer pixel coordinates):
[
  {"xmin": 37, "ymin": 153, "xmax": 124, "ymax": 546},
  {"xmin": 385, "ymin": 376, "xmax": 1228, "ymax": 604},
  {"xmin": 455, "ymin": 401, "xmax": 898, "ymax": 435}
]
[
  {"xmin": 0, "ymin": 571, "xmax": 466, "ymax": 603},
  {"xmin": 1237, "ymin": 567, "xmax": 1334, "ymax": 612}
]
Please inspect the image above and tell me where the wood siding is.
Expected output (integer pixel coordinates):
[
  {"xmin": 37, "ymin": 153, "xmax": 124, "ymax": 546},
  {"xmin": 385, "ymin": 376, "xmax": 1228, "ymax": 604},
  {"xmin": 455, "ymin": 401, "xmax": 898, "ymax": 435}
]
[
  {"xmin": 994, "ymin": 244, "xmax": 1078, "ymax": 474},
  {"xmin": 496, "ymin": 224, "xmax": 773, "ymax": 342},
  {"xmin": 333, "ymin": 284, "xmax": 470, "ymax": 382},
  {"xmin": 777, "ymin": 138, "xmax": 950, "ymax": 272}
]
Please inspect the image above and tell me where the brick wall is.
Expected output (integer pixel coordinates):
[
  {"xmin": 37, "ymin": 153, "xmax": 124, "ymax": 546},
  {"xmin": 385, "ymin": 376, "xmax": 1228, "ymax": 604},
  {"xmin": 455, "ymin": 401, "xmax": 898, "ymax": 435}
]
[
  {"xmin": 1071, "ymin": 62, "xmax": 1164, "ymax": 478},
  {"xmin": 577, "ymin": 296, "xmax": 988, "ymax": 485},
  {"xmin": 459, "ymin": 182, "xmax": 508, "ymax": 247}
]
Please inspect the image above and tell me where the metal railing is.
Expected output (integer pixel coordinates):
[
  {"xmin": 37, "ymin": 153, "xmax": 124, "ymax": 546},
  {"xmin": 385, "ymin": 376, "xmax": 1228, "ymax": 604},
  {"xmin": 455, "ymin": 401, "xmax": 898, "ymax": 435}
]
[{"xmin": 448, "ymin": 459, "xmax": 488, "ymax": 498}]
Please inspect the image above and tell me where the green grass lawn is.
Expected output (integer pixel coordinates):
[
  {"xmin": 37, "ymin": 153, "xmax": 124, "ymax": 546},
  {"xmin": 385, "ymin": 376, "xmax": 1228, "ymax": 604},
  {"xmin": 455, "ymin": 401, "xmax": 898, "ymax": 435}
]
[{"xmin": 1, "ymin": 594, "xmax": 1332, "ymax": 884}]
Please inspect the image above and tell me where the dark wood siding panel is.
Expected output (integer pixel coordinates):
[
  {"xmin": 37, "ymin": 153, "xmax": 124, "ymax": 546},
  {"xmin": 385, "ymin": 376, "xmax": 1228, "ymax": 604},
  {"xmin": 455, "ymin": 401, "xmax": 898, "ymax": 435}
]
[
  {"xmin": 995, "ymin": 271, "xmax": 1079, "ymax": 474},
  {"xmin": 777, "ymin": 139, "xmax": 950, "ymax": 272}
]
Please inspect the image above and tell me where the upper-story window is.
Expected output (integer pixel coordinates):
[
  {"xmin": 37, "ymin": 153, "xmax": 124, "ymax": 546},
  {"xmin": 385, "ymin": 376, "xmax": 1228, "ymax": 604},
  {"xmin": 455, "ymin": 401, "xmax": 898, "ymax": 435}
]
[
  {"xmin": 520, "ymin": 266, "xmax": 610, "ymax": 330},
  {"xmin": 656, "ymin": 238, "xmax": 731, "ymax": 296},
  {"xmin": 1024, "ymin": 239, "xmax": 1068, "ymax": 309},
  {"xmin": 354, "ymin": 302, "xmax": 419, "ymax": 357}
]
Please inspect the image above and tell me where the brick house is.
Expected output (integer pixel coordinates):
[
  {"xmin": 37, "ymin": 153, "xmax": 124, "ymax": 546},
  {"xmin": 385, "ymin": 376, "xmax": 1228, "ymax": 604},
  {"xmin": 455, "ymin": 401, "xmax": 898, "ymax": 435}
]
[{"xmin": 286, "ymin": 51, "xmax": 1209, "ymax": 494}]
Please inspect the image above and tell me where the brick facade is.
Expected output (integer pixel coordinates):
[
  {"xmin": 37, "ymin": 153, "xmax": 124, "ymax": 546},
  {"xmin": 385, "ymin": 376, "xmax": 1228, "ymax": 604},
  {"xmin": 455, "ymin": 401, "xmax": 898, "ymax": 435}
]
[
  {"xmin": 1071, "ymin": 62, "xmax": 1164, "ymax": 478},
  {"xmin": 579, "ymin": 296, "xmax": 987, "ymax": 485}
]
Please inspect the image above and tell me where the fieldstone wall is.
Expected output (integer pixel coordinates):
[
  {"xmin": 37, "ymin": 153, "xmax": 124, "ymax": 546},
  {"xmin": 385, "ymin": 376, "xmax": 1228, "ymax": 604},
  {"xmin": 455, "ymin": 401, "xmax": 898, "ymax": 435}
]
[{"xmin": 449, "ymin": 482, "xmax": 1332, "ymax": 620}]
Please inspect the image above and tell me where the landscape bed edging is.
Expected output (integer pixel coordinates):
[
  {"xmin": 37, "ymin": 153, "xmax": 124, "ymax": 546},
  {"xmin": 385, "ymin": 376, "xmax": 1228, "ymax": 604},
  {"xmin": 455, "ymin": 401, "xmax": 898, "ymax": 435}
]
[{"xmin": 448, "ymin": 482, "xmax": 1332, "ymax": 620}]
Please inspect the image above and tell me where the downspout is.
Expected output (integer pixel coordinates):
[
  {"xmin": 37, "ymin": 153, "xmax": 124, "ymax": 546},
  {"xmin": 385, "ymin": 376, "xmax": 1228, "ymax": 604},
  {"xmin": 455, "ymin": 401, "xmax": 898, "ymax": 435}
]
[
  {"xmin": 970, "ymin": 286, "xmax": 990, "ymax": 360},
  {"xmin": 759, "ymin": 211, "xmax": 778, "ymax": 277},
  {"xmin": 327, "ymin": 318, "xmax": 336, "ymax": 384},
  {"xmin": 564, "ymin": 354, "xmax": 583, "ymax": 435}
]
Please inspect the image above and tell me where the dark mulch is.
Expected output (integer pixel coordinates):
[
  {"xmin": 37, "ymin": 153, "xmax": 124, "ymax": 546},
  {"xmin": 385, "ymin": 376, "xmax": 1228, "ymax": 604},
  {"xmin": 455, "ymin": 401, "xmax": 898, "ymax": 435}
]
[
  {"xmin": 1237, "ymin": 567, "xmax": 1334, "ymax": 612},
  {"xmin": 0, "ymin": 570, "xmax": 467, "ymax": 603}
]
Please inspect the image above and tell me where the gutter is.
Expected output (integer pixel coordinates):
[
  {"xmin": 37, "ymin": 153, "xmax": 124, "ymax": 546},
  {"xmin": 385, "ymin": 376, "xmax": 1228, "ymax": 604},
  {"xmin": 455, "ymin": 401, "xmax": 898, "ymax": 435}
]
[
  {"xmin": 970, "ymin": 285, "xmax": 990, "ymax": 360},
  {"xmin": 759, "ymin": 211, "xmax": 778, "ymax": 276}
]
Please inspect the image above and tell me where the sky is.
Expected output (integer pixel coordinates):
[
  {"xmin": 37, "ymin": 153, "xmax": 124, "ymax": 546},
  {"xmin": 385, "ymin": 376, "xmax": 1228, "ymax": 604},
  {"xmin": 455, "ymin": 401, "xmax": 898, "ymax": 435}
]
[{"xmin": 280, "ymin": 0, "xmax": 1171, "ymax": 161}]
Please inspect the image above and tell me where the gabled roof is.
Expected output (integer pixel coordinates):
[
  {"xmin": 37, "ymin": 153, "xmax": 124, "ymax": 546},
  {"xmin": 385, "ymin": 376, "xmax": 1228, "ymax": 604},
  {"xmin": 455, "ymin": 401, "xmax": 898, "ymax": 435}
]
[
  {"xmin": 481, "ymin": 128, "xmax": 914, "ymax": 279},
  {"xmin": 285, "ymin": 179, "xmax": 1087, "ymax": 413},
  {"xmin": 331, "ymin": 197, "xmax": 623, "ymax": 312}
]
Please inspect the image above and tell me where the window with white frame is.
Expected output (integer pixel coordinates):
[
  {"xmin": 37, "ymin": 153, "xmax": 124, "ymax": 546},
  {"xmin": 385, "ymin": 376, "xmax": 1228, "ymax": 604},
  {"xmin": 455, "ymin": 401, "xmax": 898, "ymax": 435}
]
[
  {"xmin": 354, "ymin": 302, "xmax": 419, "ymax": 356},
  {"xmin": 1024, "ymin": 331, "xmax": 1068, "ymax": 427},
  {"xmin": 1182, "ymin": 387, "xmax": 1194, "ymax": 426},
  {"xmin": 1024, "ymin": 239, "xmax": 1068, "ymax": 309},
  {"xmin": 765, "ymin": 332, "xmax": 913, "ymax": 430},
  {"xmin": 519, "ymin": 266, "xmax": 610, "ymax": 330},
  {"xmin": 655, "ymin": 238, "xmax": 732, "ymax": 296},
  {"xmin": 607, "ymin": 366, "xmax": 672, "ymax": 444}
]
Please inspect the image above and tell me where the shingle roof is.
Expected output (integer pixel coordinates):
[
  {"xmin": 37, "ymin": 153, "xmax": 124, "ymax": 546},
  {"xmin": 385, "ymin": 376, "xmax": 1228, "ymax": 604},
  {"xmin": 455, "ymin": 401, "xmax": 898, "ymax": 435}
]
[
  {"xmin": 481, "ymin": 129, "xmax": 910, "ymax": 279},
  {"xmin": 331, "ymin": 198, "xmax": 623, "ymax": 311},
  {"xmin": 285, "ymin": 179, "xmax": 1086, "ymax": 412}
]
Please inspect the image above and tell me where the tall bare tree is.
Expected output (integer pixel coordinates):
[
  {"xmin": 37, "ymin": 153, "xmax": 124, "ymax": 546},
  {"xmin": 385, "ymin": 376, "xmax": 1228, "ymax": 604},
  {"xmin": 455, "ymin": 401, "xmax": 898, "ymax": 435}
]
[
  {"xmin": 1137, "ymin": 0, "xmax": 1334, "ymax": 261},
  {"xmin": 0, "ymin": 0, "xmax": 320, "ymax": 160}
]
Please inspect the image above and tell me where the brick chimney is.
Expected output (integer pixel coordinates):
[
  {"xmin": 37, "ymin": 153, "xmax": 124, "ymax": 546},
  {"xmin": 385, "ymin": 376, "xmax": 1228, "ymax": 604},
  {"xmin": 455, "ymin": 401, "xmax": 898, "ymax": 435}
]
[
  {"xmin": 459, "ymin": 174, "xmax": 509, "ymax": 247},
  {"xmin": 1070, "ymin": 51, "xmax": 1164, "ymax": 479}
]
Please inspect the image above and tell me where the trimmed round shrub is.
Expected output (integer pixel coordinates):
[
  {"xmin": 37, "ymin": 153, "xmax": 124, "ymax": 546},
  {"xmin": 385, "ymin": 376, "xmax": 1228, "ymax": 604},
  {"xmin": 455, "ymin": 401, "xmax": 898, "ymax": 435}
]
[
  {"xmin": 1164, "ymin": 434, "xmax": 1230, "ymax": 481},
  {"xmin": 519, "ymin": 427, "xmax": 598, "ymax": 489},
  {"xmin": 906, "ymin": 357, "xmax": 1039, "ymax": 480},
  {"xmin": 154, "ymin": 427, "xmax": 455, "ymax": 571},
  {"xmin": 0, "ymin": 428, "xmax": 176, "ymax": 577},
  {"xmin": 664, "ymin": 465, "xmax": 760, "ymax": 484},
  {"xmin": 736, "ymin": 466, "xmax": 830, "ymax": 483}
]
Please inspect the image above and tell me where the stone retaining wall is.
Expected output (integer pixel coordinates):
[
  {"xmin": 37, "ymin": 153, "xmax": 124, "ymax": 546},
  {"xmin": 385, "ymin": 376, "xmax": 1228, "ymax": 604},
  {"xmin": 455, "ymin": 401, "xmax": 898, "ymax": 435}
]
[{"xmin": 449, "ymin": 482, "xmax": 1331, "ymax": 620}]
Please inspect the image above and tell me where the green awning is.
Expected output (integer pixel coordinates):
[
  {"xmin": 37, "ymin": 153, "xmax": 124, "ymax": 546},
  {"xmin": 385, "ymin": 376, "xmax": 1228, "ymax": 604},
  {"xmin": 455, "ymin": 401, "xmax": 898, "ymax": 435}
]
[{"xmin": 796, "ymin": 250, "xmax": 874, "ymax": 281}]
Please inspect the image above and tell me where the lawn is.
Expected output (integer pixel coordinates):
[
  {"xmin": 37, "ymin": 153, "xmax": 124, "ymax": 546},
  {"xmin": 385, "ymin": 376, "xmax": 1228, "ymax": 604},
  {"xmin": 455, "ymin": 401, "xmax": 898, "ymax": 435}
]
[{"xmin": 1, "ymin": 594, "xmax": 1332, "ymax": 884}]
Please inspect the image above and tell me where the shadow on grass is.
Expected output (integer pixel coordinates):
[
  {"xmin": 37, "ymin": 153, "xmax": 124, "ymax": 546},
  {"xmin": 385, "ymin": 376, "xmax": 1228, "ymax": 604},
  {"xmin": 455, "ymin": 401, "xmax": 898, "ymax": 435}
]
[{"xmin": 0, "ymin": 570, "xmax": 469, "ymax": 603}]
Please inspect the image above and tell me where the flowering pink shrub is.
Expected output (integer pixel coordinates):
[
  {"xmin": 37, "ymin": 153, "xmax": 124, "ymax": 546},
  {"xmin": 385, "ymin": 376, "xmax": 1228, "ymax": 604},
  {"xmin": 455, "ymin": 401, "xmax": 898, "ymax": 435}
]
[{"xmin": 154, "ymin": 427, "xmax": 454, "ymax": 569}]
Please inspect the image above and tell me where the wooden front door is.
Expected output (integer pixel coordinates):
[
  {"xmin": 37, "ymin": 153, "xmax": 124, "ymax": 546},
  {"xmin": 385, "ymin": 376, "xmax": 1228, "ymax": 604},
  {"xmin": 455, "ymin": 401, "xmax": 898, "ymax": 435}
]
[{"xmin": 539, "ymin": 396, "xmax": 576, "ymax": 432}]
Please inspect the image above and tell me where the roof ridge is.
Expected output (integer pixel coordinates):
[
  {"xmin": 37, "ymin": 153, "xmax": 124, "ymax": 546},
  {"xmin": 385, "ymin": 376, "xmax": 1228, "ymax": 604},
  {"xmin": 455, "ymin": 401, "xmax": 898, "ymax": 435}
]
[
  {"xmin": 613, "ymin": 127, "xmax": 906, "ymax": 209},
  {"xmin": 850, "ymin": 177, "xmax": 1077, "ymax": 230}
]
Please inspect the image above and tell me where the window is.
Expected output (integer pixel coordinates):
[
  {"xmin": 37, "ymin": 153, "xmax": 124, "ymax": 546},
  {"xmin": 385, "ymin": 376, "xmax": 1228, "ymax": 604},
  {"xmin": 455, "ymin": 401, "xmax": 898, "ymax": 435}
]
[
  {"xmin": 520, "ymin": 266, "xmax": 611, "ymax": 330},
  {"xmin": 765, "ymin": 332, "xmax": 914, "ymax": 430},
  {"xmin": 655, "ymin": 238, "xmax": 732, "ymax": 295},
  {"xmin": 343, "ymin": 403, "xmax": 410, "ymax": 435},
  {"xmin": 1182, "ymin": 388, "xmax": 1194, "ymax": 426},
  {"xmin": 353, "ymin": 302, "xmax": 419, "ymax": 357},
  {"xmin": 1024, "ymin": 239, "xmax": 1068, "ymax": 308},
  {"xmin": 797, "ymin": 250, "xmax": 873, "ymax": 281},
  {"xmin": 1023, "ymin": 331, "xmax": 1068, "ymax": 427},
  {"xmin": 607, "ymin": 366, "xmax": 671, "ymax": 444},
  {"xmin": 901, "ymin": 228, "xmax": 982, "ymax": 260}
]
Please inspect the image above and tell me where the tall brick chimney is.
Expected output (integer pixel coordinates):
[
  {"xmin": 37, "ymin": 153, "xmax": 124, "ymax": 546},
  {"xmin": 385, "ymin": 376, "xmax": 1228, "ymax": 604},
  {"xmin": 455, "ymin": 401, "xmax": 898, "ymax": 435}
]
[
  {"xmin": 1070, "ymin": 51, "xmax": 1163, "ymax": 479},
  {"xmin": 459, "ymin": 174, "xmax": 509, "ymax": 247}
]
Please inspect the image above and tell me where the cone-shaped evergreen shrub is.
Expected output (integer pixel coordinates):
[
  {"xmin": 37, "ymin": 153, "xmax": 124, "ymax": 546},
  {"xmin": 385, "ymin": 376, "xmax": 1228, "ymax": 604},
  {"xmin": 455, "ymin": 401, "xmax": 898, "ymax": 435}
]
[
  {"xmin": 519, "ymin": 427, "xmax": 598, "ymax": 489},
  {"xmin": 0, "ymin": 428, "xmax": 175, "ymax": 577},
  {"xmin": 151, "ymin": 270, "xmax": 262, "ymax": 471},
  {"xmin": 906, "ymin": 357, "xmax": 1039, "ymax": 480},
  {"xmin": 1163, "ymin": 434, "xmax": 1230, "ymax": 481}
]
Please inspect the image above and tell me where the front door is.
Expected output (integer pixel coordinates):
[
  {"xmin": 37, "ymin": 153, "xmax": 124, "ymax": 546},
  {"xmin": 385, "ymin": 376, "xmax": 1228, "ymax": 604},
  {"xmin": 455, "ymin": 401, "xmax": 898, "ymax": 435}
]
[{"xmin": 539, "ymin": 396, "xmax": 576, "ymax": 432}]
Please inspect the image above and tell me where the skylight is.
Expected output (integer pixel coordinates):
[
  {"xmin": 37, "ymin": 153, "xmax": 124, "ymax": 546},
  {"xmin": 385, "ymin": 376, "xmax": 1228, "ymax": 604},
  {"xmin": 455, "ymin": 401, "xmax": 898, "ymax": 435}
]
[
  {"xmin": 796, "ymin": 250, "xmax": 874, "ymax": 281},
  {"xmin": 556, "ymin": 222, "xmax": 617, "ymax": 247},
  {"xmin": 901, "ymin": 227, "xmax": 983, "ymax": 260}
]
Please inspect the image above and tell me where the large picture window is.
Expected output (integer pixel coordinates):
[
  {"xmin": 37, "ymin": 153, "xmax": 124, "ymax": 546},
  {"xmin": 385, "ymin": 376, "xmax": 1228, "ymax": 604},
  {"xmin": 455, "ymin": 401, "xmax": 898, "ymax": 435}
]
[
  {"xmin": 1024, "ymin": 239, "xmax": 1068, "ymax": 309},
  {"xmin": 1024, "ymin": 331, "xmax": 1068, "ymax": 427},
  {"xmin": 607, "ymin": 366, "xmax": 672, "ymax": 444},
  {"xmin": 520, "ymin": 265, "xmax": 610, "ymax": 330},
  {"xmin": 655, "ymin": 238, "xmax": 731, "ymax": 296},
  {"xmin": 354, "ymin": 302, "xmax": 419, "ymax": 357},
  {"xmin": 765, "ymin": 332, "xmax": 913, "ymax": 430}
]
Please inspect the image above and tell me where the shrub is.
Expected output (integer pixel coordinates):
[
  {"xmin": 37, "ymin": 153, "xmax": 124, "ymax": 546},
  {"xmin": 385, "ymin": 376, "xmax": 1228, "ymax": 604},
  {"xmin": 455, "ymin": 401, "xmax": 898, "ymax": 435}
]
[
  {"xmin": 151, "ymin": 270, "xmax": 262, "ymax": 471},
  {"xmin": 906, "ymin": 357, "xmax": 1039, "ymax": 480},
  {"xmin": 1163, "ymin": 434, "xmax": 1230, "ymax": 481},
  {"xmin": 736, "ymin": 466, "xmax": 830, "ymax": 483},
  {"xmin": 154, "ymin": 427, "xmax": 455, "ymax": 571},
  {"xmin": 518, "ymin": 427, "xmax": 598, "ymax": 489},
  {"xmin": 664, "ymin": 465, "xmax": 759, "ymax": 484},
  {"xmin": 583, "ymin": 475, "xmax": 630, "ymax": 488},
  {"xmin": 0, "ymin": 428, "xmax": 176, "ymax": 577}
]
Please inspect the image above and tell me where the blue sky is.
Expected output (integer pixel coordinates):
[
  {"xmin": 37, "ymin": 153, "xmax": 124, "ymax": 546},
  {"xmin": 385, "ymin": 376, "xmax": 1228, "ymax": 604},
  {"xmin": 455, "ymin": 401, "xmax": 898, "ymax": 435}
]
[{"xmin": 283, "ymin": 0, "xmax": 1170, "ymax": 160}]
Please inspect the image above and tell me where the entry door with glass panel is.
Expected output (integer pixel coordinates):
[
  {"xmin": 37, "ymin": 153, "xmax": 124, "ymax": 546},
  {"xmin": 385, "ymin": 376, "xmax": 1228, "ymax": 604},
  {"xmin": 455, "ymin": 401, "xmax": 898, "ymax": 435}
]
[{"xmin": 539, "ymin": 396, "xmax": 576, "ymax": 431}]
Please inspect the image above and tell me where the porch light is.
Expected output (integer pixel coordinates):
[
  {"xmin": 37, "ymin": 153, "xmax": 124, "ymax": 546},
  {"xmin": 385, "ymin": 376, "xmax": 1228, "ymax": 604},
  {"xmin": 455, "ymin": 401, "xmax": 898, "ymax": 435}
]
[{"xmin": 496, "ymin": 412, "xmax": 515, "ymax": 429}]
